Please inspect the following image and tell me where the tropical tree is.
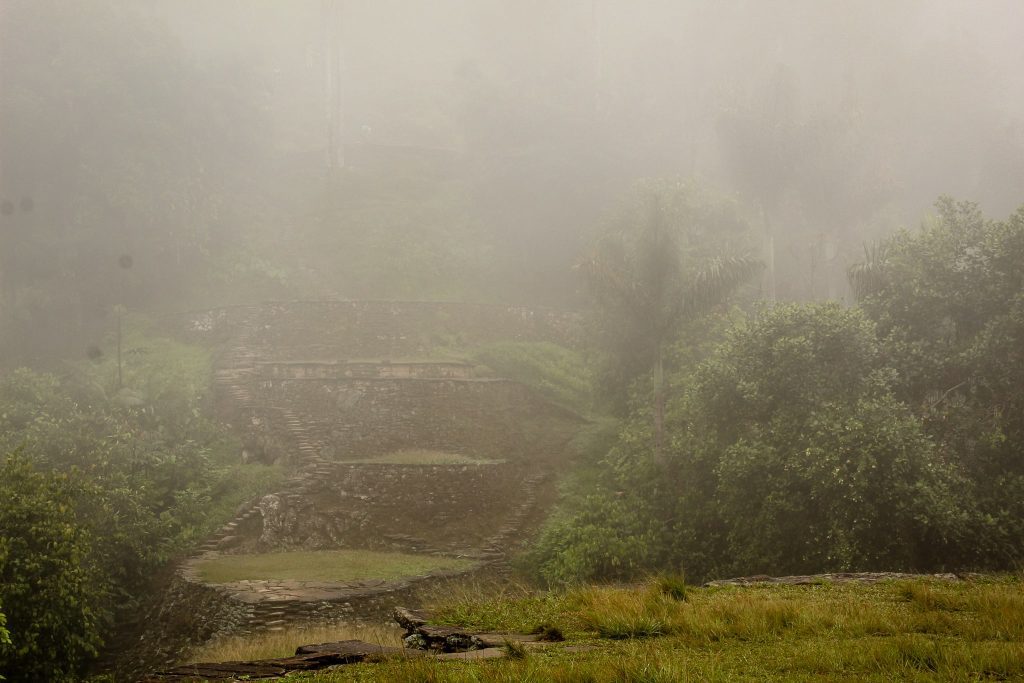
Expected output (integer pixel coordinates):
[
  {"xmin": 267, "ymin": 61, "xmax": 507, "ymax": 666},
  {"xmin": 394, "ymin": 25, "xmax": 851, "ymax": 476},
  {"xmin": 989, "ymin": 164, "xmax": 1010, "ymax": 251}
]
[
  {"xmin": 665, "ymin": 303, "xmax": 973, "ymax": 578},
  {"xmin": 0, "ymin": 455, "xmax": 108, "ymax": 682},
  {"xmin": 848, "ymin": 197, "xmax": 1024, "ymax": 563},
  {"xmin": 577, "ymin": 179, "xmax": 760, "ymax": 461}
]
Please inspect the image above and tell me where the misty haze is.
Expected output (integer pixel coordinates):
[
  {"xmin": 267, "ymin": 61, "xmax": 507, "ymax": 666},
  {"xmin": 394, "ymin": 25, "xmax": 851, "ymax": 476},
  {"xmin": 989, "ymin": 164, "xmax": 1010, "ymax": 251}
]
[{"xmin": 1, "ymin": 1, "xmax": 1023, "ymax": 680}]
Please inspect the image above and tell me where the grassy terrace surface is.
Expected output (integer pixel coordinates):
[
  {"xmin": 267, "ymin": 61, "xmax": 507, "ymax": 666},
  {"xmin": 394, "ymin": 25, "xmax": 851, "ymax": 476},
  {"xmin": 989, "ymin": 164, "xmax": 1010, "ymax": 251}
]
[
  {"xmin": 344, "ymin": 449, "xmax": 501, "ymax": 465},
  {"xmin": 292, "ymin": 575, "xmax": 1023, "ymax": 682},
  {"xmin": 195, "ymin": 550, "xmax": 475, "ymax": 584}
]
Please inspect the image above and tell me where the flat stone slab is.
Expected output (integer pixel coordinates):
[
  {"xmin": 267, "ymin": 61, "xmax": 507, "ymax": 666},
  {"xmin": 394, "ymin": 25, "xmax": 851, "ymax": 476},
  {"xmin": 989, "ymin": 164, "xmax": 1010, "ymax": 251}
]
[
  {"xmin": 436, "ymin": 647, "xmax": 507, "ymax": 660},
  {"xmin": 475, "ymin": 633, "xmax": 543, "ymax": 648},
  {"xmin": 704, "ymin": 572, "xmax": 966, "ymax": 587},
  {"xmin": 143, "ymin": 640, "xmax": 418, "ymax": 681},
  {"xmin": 144, "ymin": 639, "xmax": 511, "ymax": 681},
  {"xmin": 295, "ymin": 641, "xmax": 421, "ymax": 658}
]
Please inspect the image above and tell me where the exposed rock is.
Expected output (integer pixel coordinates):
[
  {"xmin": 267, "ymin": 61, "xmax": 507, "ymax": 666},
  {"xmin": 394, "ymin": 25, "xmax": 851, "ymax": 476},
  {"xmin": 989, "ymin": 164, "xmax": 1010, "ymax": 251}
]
[
  {"xmin": 256, "ymin": 494, "xmax": 284, "ymax": 547},
  {"xmin": 403, "ymin": 625, "xmax": 484, "ymax": 652},
  {"xmin": 393, "ymin": 606, "xmax": 541, "ymax": 653},
  {"xmin": 392, "ymin": 606, "xmax": 433, "ymax": 631},
  {"xmin": 703, "ymin": 572, "xmax": 965, "ymax": 587}
]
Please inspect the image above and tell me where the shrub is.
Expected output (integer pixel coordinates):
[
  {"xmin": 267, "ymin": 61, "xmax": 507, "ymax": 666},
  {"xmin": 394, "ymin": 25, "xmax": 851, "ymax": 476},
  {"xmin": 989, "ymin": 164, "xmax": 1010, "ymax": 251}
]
[
  {"xmin": 0, "ymin": 455, "xmax": 108, "ymax": 682},
  {"xmin": 654, "ymin": 575, "xmax": 689, "ymax": 602},
  {"xmin": 667, "ymin": 304, "xmax": 973, "ymax": 578},
  {"xmin": 524, "ymin": 491, "xmax": 662, "ymax": 586}
]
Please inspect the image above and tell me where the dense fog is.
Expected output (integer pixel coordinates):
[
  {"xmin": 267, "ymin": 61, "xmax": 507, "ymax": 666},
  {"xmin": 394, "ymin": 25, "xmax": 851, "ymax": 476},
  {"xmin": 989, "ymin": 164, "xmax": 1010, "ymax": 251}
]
[
  {"xmin": 3, "ymin": 3, "xmax": 1024, "ymax": 680},
  {"xmin": 3, "ymin": 0, "xmax": 1024, "ymax": 358}
]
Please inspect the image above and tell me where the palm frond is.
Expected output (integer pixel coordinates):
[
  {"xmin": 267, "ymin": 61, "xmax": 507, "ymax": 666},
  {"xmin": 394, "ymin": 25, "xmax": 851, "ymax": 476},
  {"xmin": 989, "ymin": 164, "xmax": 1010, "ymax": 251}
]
[
  {"xmin": 686, "ymin": 255, "xmax": 763, "ymax": 314},
  {"xmin": 847, "ymin": 240, "xmax": 890, "ymax": 300}
]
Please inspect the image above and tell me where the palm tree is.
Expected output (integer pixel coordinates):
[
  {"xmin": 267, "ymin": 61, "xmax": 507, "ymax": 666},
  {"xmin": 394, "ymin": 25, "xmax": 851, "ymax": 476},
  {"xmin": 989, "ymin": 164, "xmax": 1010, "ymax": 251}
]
[
  {"xmin": 578, "ymin": 194, "xmax": 762, "ymax": 464},
  {"xmin": 847, "ymin": 240, "xmax": 889, "ymax": 301}
]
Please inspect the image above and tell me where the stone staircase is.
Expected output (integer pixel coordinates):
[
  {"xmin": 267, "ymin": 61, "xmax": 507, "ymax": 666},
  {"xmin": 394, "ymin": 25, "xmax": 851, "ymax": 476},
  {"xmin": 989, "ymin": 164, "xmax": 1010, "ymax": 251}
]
[
  {"xmin": 279, "ymin": 405, "xmax": 332, "ymax": 480},
  {"xmin": 197, "ymin": 309, "xmax": 342, "ymax": 555},
  {"xmin": 479, "ymin": 471, "xmax": 548, "ymax": 564}
]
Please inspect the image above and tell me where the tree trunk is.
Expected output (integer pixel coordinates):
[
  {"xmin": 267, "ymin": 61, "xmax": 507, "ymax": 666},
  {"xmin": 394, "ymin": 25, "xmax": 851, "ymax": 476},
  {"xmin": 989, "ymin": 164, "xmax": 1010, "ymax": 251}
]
[
  {"xmin": 762, "ymin": 208, "xmax": 777, "ymax": 302},
  {"xmin": 653, "ymin": 346, "xmax": 666, "ymax": 466}
]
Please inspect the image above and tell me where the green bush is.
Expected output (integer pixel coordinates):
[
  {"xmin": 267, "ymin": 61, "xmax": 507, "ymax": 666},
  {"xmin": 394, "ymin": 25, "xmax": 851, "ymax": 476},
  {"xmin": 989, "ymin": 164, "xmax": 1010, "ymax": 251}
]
[
  {"xmin": 524, "ymin": 489, "xmax": 663, "ymax": 586},
  {"xmin": 533, "ymin": 303, "xmax": 982, "ymax": 585},
  {"xmin": 665, "ymin": 303, "xmax": 973, "ymax": 578},
  {"xmin": 0, "ymin": 328, "xmax": 282, "ymax": 675},
  {"xmin": 855, "ymin": 199, "xmax": 1024, "ymax": 564},
  {"xmin": 0, "ymin": 455, "xmax": 108, "ymax": 682}
]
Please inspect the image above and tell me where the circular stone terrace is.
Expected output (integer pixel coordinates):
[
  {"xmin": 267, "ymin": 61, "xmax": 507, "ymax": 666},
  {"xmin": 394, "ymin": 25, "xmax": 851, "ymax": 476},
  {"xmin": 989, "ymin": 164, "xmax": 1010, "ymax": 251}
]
[{"xmin": 167, "ymin": 301, "xmax": 582, "ymax": 650}]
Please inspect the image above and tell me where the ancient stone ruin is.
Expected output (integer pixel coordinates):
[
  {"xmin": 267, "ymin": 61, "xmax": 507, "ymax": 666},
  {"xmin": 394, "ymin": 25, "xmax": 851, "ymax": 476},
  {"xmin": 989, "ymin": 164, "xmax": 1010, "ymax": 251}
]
[{"xmin": 129, "ymin": 301, "xmax": 583, "ymax": 676}]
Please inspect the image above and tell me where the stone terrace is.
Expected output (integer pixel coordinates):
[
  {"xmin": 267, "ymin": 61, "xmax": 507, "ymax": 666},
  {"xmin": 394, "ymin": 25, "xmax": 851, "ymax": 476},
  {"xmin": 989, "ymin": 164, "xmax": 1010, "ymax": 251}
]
[{"xmin": 167, "ymin": 301, "xmax": 582, "ymax": 648}]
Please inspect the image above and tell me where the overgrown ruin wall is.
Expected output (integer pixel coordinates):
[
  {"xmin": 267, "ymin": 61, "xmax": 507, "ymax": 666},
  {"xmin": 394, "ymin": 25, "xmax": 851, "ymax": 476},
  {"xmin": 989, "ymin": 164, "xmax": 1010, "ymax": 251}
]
[
  {"xmin": 183, "ymin": 300, "xmax": 579, "ymax": 360},
  {"xmin": 246, "ymin": 463, "xmax": 528, "ymax": 553},
  {"xmin": 252, "ymin": 377, "xmax": 579, "ymax": 463},
  {"xmin": 140, "ymin": 300, "xmax": 582, "ymax": 676}
]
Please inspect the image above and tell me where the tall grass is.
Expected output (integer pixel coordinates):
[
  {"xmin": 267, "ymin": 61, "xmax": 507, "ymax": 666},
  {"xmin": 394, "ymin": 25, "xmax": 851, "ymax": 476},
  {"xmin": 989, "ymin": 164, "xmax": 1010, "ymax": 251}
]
[
  {"xmin": 187, "ymin": 624, "xmax": 404, "ymax": 663},
  {"xmin": 327, "ymin": 576, "xmax": 1024, "ymax": 682},
  {"xmin": 469, "ymin": 341, "xmax": 593, "ymax": 415}
]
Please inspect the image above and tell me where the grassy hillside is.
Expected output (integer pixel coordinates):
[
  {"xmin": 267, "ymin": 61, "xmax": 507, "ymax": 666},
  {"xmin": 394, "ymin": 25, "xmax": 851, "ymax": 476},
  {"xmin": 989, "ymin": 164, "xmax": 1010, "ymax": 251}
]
[{"xmin": 291, "ymin": 575, "xmax": 1023, "ymax": 682}]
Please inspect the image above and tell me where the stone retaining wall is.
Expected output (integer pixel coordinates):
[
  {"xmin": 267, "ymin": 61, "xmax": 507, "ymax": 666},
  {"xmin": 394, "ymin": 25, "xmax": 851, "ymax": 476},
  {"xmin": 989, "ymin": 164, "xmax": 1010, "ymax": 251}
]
[
  {"xmin": 233, "ymin": 462, "xmax": 524, "ymax": 553},
  {"xmin": 255, "ymin": 360, "xmax": 476, "ymax": 380},
  {"xmin": 111, "ymin": 573, "xmax": 253, "ymax": 681},
  {"xmin": 183, "ymin": 300, "xmax": 579, "ymax": 360},
  {"xmin": 253, "ymin": 377, "xmax": 580, "ymax": 463}
]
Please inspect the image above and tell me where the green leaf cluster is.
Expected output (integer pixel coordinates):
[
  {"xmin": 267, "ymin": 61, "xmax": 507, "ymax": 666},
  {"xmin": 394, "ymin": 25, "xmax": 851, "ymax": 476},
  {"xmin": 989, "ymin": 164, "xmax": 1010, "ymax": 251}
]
[
  {"xmin": 531, "ymin": 197, "xmax": 1024, "ymax": 584},
  {"xmin": 0, "ymin": 455, "xmax": 107, "ymax": 682},
  {"xmin": 0, "ymin": 329, "xmax": 281, "ymax": 677}
]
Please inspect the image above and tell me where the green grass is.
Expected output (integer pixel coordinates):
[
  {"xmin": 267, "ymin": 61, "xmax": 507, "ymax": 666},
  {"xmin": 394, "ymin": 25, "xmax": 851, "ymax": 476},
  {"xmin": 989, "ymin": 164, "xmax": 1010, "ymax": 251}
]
[
  {"xmin": 197, "ymin": 460, "xmax": 285, "ymax": 538},
  {"xmin": 287, "ymin": 575, "xmax": 1024, "ymax": 682},
  {"xmin": 344, "ymin": 449, "xmax": 501, "ymax": 465},
  {"xmin": 195, "ymin": 549, "xmax": 476, "ymax": 584},
  {"xmin": 187, "ymin": 624, "xmax": 404, "ymax": 663},
  {"xmin": 468, "ymin": 341, "xmax": 593, "ymax": 416}
]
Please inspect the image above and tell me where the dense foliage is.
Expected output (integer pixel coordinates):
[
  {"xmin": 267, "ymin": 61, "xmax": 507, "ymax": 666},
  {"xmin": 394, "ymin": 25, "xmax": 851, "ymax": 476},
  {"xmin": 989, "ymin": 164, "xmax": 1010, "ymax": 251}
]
[
  {"xmin": 578, "ymin": 178, "xmax": 757, "ymax": 414},
  {"xmin": 856, "ymin": 198, "xmax": 1024, "ymax": 563},
  {"xmin": 529, "ymin": 198, "xmax": 1024, "ymax": 585},
  {"xmin": 0, "ymin": 456, "xmax": 107, "ymax": 681},
  {"xmin": 0, "ymin": 327, "xmax": 281, "ymax": 679},
  {"xmin": 663, "ymin": 304, "xmax": 971, "ymax": 577}
]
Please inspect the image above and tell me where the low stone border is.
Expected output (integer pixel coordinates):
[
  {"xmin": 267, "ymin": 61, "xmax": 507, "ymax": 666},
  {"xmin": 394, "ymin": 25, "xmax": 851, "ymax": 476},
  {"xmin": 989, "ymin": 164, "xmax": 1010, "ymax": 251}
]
[{"xmin": 703, "ymin": 571, "xmax": 975, "ymax": 587}]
